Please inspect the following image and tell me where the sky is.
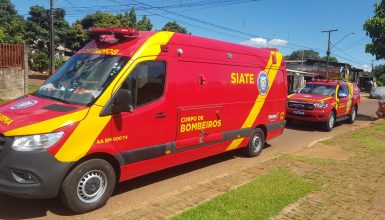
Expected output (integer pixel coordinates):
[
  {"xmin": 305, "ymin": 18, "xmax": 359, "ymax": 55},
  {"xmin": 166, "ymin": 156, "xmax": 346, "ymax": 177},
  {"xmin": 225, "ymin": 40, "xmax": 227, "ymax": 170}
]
[{"xmin": 11, "ymin": 0, "xmax": 384, "ymax": 71}]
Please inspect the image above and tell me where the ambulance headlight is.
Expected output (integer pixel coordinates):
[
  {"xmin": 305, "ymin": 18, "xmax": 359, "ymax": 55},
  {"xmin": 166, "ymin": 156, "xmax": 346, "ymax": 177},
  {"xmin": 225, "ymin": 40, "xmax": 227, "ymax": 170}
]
[{"xmin": 11, "ymin": 132, "xmax": 64, "ymax": 151}]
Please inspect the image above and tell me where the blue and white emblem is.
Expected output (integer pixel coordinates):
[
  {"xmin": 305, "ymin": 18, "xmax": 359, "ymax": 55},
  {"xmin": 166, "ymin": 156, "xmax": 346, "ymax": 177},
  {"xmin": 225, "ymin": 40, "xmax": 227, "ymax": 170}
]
[
  {"xmin": 257, "ymin": 71, "xmax": 269, "ymax": 96},
  {"xmin": 10, "ymin": 100, "xmax": 38, "ymax": 110}
]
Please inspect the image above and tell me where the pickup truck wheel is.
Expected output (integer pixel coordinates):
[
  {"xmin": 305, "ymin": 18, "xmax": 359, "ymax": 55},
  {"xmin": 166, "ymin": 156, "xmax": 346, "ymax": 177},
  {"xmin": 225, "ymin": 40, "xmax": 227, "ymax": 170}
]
[
  {"xmin": 60, "ymin": 159, "xmax": 116, "ymax": 213},
  {"xmin": 285, "ymin": 119, "xmax": 292, "ymax": 127},
  {"xmin": 324, "ymin": 112, "xmax": 335, "ymax": 132},
  {"xmin": 244, "ymin": 128, "xmax": 265, "ymax": 157},
  {"xmin": 348, "ymin": 106, "xmax": 357, "ymax": 124}
]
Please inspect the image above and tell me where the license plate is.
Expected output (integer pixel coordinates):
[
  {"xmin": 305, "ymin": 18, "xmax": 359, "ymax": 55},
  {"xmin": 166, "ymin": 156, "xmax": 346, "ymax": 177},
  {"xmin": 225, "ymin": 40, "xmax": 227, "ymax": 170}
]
[{"xmin": 293, "ymin": 110, "xmax": 305, "ymax": 115}]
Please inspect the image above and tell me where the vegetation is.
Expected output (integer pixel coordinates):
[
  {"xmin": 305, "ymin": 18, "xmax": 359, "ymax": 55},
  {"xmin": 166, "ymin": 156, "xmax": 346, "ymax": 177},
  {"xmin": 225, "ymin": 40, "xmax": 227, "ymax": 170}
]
[
  {"xmin": 364, "ymin": 1, "xmax": 385, "ymax": 86},
  {"xmin": 364, "ymin": 0, "xmax": 385, "ymax": 60},
  {"xmin": 28, "ymin": 85, "xmax": 39, "ymax": 93},
  {"xmin": 372, "ymin": 64, "xmax": 385, "ymax": 86},
  {"xmin": 173, "ymin": 168, "xmax": 318, "ymax": 220},
  {"xmin": 0, "ymin": 1, "xmax": 188, "ymax": 72},
  {"xmin": 285, "ymin": 49, "xmax": 338, "ymax": 63},
  {"xmin": 162, "ymin": 21, "xmax": 188, "ymax": 34}
]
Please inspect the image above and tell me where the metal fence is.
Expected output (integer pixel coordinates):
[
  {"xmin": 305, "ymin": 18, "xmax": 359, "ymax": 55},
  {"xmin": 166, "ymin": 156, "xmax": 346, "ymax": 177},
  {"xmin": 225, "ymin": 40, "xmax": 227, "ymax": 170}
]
[{"xmin": 0, "ymin": 44, "xmax": 24, "ymax": 69}]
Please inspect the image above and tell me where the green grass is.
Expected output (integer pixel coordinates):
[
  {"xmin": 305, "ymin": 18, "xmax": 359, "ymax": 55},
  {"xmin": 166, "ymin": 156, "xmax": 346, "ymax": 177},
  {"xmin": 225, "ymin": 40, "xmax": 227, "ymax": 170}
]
[
  {"xmin": 322, "ymin": 120, "xmax": 385, "ymax": 155},
  {"xmin": 172, "ymin": 168, "xmax": 318, "ymax": 220},
  {"xmin": 28, "ymin": 85, "xmax": 39, "ymax": 93}
]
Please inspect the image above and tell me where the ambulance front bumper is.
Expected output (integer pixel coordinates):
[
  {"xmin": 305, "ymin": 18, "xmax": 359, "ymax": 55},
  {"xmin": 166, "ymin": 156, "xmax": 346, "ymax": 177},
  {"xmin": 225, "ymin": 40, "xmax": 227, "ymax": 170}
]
[{"xmin": 0, "ymin": 136, "xmax": 73, "ymax": 199}]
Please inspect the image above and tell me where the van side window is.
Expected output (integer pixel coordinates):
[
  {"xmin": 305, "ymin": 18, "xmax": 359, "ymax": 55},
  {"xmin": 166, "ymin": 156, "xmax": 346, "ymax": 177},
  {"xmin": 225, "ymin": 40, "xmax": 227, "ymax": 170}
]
[{"xmin": 124, "ymin": 61, "xmax": 166, "ymax": 107}]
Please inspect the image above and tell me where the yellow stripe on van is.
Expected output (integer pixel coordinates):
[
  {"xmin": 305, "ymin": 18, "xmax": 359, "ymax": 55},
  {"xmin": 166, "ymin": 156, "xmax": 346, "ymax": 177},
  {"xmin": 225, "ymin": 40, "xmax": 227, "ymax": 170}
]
[
  {"xmin": 55, "ymin": 31, "xmax": 175, "ymax": 162},
  {"xmin": 4, "ymin": 109, "xmax": 89, "ymax": 136},
  {"xmin": 226, "ymin": 51, "xmax": 283, "ymax": 151}
]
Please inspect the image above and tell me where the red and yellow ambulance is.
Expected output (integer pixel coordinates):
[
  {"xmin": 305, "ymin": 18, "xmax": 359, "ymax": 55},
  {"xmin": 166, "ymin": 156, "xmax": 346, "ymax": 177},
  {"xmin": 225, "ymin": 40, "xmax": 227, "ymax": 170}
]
[{"xmin": 0, "ymin": 28, "xmax": 287, "ymax": 213}]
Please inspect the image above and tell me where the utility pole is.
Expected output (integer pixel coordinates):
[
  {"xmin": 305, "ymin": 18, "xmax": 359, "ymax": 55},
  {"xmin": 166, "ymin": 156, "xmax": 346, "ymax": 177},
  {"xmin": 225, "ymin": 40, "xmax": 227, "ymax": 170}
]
[
  {"xmin": 49, "ymin": 0, "xmax": 55, "ymax": 75},
  {"xmin": 322, "ymin": 29, "xmax": 338, "ymax": 79},
  {"xmin": 371, "ymin": 60, "xmax": 375, "ymax": 72}
]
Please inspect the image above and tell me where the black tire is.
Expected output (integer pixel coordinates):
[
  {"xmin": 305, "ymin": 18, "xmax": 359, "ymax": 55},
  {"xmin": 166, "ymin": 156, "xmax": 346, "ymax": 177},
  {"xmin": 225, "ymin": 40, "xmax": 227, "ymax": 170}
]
[
  {"xmin": 324, "ymin": 111, "xmax": 335, "ymax": 132},
  {"xmin": 347, "ymin": 106, "xmax": 357, "ymax": 124},
  {"xmin": 244, "ymin": 128, "xmax": 265, "ymax": 157},
  {"xmin": 60, "ymin": 159, "xmax": 116, "ymax": 213},
  {"xmin": 285, "ymin": 119, "xmax": 292, "ymax": 127}
]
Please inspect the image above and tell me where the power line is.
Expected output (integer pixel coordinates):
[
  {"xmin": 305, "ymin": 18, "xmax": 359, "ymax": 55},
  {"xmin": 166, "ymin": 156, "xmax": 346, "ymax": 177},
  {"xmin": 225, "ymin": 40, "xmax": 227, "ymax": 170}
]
[{"xmin": 107, "ymin": 0, "xmax": 319, "ymax": 51}]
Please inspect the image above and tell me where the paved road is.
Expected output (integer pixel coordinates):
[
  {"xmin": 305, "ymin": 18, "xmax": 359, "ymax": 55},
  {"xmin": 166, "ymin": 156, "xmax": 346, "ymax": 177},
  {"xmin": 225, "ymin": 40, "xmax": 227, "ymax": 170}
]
[{"xmin": 0, "ymin": 97, "xmax": 379, "ymax": 219}]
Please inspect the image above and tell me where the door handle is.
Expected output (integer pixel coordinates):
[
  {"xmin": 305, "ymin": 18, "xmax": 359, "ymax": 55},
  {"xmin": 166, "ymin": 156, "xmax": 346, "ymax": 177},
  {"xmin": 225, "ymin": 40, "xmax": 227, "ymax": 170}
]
[{"xmin": 155, "ymin": 113, "xmax": 167, "ymax": 119}]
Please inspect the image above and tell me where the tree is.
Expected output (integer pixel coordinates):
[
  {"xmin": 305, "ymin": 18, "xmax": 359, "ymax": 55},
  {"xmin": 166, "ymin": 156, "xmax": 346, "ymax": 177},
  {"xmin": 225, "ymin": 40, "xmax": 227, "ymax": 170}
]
[
  {"xmin": 0, "ymin": 0, "xmax": 25, "ymax": 44},
  {"xmin": 65, "ymin": 22, "xmax": 89, "ymax": 52},
  {"xmin": 25, "ymin": 5, "xmax": 70, "ymax": 72},
  {"xmin": 117, "ymin": 8, "xmax": 137, "ymax": 28},
  {"xmin": 364, "ymin": 1, "xmax": 385, "ymax": 60},
  {"xmin": 0, "ymin": 27, "xmax": 5, "ymax": 43},
  {"xmin": 80, "ymin": 12, "xmax": 121, "ymax": 29},
  {"xmin": 162, "ymin": 21, "xmax": 187, "ymax": 34},
  {"xmin": 321, "ymin": 56, "xmax": 338, "ymax": 63},
  {"xmin": 285, "ymin": 50, "xmax": 320, "ymax": 60},
  {"xmin": 137, "ymin": 16, "xmax": 153, "ymax": 31},
  {"xmin": 372, "ymin": 64, "xmax": 385, "ymax": 86}
]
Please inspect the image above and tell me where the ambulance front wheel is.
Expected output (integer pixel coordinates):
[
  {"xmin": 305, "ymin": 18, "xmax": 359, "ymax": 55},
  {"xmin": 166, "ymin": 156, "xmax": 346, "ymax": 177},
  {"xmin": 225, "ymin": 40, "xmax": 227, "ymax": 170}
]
[
  {"xmin": 244, "ymin": 128, "xmax": 265, "ymax": 157},
  {"xmin": 60, "ymin": 159, "xmax": 116, "ymax": 213}
]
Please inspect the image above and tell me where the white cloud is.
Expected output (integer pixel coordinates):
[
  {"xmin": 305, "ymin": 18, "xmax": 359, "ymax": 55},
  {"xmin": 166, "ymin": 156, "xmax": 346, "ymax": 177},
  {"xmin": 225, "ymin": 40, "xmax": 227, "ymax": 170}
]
[
  {"xmin": 269, "ymin": 39, "xmax": 288, "ymax": 46},
  {"xmin": 240, "ymin": 38, "xmax": 288, "ymax": 47},
  {"xmin": 352, "ymin": 64, "xmax": 371, "ymax": 72},
  {"xmin": 240, "ymin": 37, "xmax": 267, "ymax": 47}
]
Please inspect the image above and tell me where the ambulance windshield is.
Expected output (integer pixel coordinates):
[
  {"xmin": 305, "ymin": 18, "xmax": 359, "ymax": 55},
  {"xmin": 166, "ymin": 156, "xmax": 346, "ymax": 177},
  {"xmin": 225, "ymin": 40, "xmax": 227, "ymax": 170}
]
[{"xmin": 35, "ymin": 54, "xmax": 129, "ymax": 106}]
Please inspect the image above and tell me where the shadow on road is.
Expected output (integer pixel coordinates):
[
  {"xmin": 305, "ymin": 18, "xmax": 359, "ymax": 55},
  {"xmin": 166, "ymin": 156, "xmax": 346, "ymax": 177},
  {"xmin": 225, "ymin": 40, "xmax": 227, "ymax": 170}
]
[
  {"xmin": 287, "ymin": 114, "xmax": 378, "ymax": 132},
  {"xmin": 356, "ymin": 113, "xmax": 377, "ymax": 122},
  {"xmin": 285, "ymin": 122, "xmax": 324, "ymax": 132},
  {"xmin": 114, "ymin": 149, "xmax": 243, "ymax": 196},
  {"xmin": 0, "ymin": 195, "xmax": 73, "ymax": 219}
]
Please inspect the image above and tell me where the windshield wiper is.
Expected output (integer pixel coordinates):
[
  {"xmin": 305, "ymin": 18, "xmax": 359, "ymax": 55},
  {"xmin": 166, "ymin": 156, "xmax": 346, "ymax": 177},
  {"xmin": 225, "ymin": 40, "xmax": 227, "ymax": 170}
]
[{"xmin": 34, "ymin": 93, "xmax": 72, "ymax": 105}]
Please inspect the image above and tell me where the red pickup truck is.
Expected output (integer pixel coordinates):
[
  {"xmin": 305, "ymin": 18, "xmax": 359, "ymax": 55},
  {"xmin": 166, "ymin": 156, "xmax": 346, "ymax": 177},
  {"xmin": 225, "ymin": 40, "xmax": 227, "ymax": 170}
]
[{"xmin": 286, "ymin": 80, "xmax": 360, "ymax": 131}]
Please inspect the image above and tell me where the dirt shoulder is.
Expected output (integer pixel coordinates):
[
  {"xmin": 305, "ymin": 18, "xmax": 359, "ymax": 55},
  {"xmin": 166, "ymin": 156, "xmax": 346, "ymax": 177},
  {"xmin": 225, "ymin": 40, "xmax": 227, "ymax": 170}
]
[{"xmin": 274, "ymin": 119, "xmax": 385, "ymax": 219}]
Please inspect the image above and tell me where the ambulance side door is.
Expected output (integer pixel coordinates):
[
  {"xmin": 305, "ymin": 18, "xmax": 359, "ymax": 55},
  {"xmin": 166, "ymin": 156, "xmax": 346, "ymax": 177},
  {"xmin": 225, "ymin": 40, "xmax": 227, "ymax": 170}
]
[{"xmin": 110, "ymin": 58, "xmax": 176, "ymax": 161}]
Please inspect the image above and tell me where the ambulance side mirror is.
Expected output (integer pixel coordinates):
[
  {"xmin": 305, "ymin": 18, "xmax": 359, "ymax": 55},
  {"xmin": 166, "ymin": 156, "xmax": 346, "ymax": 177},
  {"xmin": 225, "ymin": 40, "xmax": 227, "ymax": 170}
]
[{"xmin": 112, "ymin": 89, "xmax": 134, "ymax": 113}]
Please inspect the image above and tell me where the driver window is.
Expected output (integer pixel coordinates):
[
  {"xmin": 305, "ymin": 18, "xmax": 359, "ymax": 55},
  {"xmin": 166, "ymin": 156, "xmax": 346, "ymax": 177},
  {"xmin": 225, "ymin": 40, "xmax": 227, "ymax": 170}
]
[
  {"xmin": 338, "ymin": 86, "xmax": 349, "ymax": 97},
  {"xmin": 124, "ymin": 61, "xmax": 166, "ymax": 107}
]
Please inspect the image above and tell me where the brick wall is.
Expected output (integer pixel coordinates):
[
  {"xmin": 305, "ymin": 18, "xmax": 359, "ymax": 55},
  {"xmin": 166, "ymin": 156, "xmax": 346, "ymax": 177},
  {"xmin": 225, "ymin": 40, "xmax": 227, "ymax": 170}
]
[{"xmin": 0, "ymin": 68, "xmax": 26, "ymax": 99}]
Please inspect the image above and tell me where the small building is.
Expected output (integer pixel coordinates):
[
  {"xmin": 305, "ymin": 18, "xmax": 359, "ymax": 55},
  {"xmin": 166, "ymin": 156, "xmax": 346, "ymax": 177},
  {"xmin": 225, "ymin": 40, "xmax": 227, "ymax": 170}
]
[
  {"xmin": 286, "ymin": 59, "xmax": 363, "ymax": 82},
  {"xmin": 287, "ymin": 69, "xmax": 318, "ymax": 93}
]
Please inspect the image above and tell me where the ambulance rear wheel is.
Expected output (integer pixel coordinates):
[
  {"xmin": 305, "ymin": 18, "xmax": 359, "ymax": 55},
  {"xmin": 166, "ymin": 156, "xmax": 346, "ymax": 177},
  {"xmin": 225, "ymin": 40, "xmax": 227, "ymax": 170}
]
[
  {"xmin": 60, "ymin": 159, "xmax": 116, "ymax": 213},
  {"xmin": 244, "ymin": 128, "xmax": 265, "ymax": 157}
]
